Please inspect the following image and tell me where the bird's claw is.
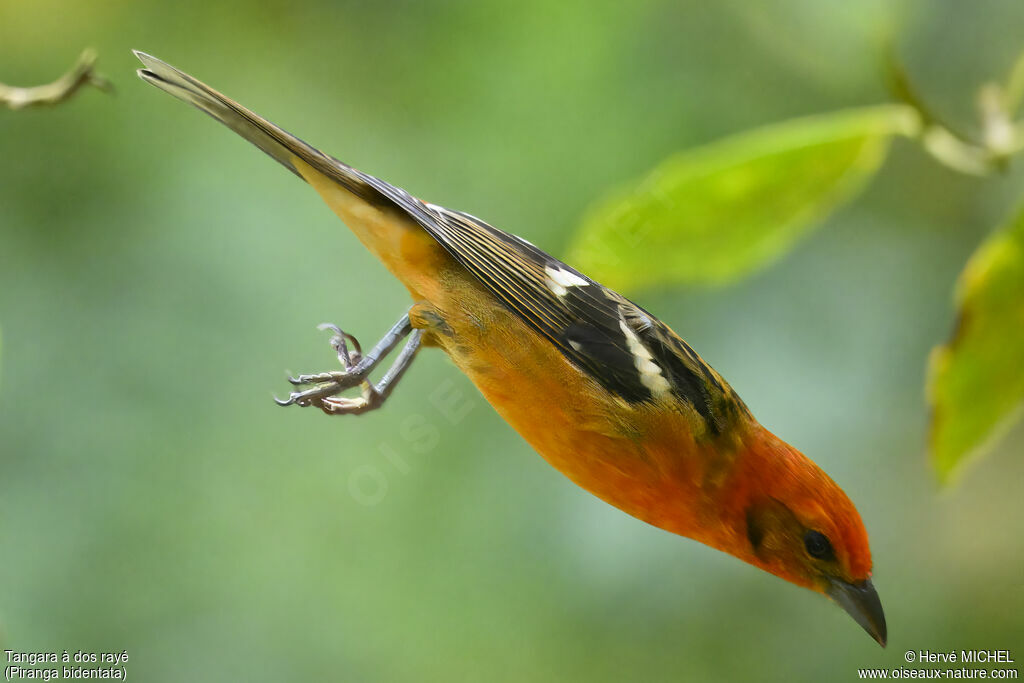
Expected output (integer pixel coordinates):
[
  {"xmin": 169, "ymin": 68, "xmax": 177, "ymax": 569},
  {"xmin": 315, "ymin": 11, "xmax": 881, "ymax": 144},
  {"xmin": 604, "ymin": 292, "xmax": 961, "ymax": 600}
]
[
  {"xmin": 318, "ymin": 322, "xmax": 362, "ymax": 368},
  {"xmin": 275, "ymin": 310, "xmax": 418, "ymax": 415},
  {"xmin": 319, "ymin": 384, "xmax": 382, "ymax": 415},
  {"xmin": 274, "ymin": 379, "xmax": 352, "ymax": 408},
  {"xmin": 287, "ymin": 370, "xmax": 352, "ymax": 386},
  {"xmin": 276, "ymin": 322, "xmax": 371, "ymax": 409}
]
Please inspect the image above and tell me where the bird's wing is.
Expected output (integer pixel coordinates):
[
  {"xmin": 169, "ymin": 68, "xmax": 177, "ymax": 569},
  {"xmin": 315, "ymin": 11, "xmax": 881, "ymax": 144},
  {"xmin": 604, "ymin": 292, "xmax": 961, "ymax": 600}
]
[{"xmin": 352, "ymin": 171, "xmax": 750, "ymax": 434}]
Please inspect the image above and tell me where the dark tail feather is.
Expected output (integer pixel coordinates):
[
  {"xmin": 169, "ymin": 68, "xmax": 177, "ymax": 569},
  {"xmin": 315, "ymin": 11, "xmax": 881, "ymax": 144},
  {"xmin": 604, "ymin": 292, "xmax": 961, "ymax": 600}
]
[{"xmin": 134, "ymin": 50, "xmax": 381, "ymax": 203}]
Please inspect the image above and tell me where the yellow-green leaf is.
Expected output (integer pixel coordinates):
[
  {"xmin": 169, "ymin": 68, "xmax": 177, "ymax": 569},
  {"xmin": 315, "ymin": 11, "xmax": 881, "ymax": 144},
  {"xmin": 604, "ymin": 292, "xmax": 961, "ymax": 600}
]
[
  {"xmin": 928, "ymin": 206, "xmax": 1024, "ymax": 484},
  {"xmin": 565, "ymin": 105, "xmax": 920, "ymax": 290}
]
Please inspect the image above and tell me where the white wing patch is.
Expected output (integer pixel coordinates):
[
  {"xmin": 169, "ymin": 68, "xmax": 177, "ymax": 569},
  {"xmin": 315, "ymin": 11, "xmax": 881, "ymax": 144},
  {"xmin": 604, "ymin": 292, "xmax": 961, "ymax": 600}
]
[
  {"xmin": 544, "ymin": 266, "xmax": 589, "ymax": 297},
  {"xmin": 618, "ymin": 320, "xmax": 671, "ymax": 397}
]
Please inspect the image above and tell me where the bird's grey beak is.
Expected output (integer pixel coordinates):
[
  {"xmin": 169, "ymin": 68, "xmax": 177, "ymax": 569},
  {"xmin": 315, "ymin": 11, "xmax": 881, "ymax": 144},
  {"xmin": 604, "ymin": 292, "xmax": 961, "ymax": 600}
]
[{"xmin": 826, "ymin": 577, "xmax": 887, "ymax": 647}]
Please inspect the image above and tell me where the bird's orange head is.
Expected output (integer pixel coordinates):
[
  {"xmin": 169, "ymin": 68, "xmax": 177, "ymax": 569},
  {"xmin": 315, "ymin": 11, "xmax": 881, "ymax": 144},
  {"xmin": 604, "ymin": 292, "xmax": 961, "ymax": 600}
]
[{"xmin": 722, "ymin": 426, "xmax": 887, "ymax": 646}]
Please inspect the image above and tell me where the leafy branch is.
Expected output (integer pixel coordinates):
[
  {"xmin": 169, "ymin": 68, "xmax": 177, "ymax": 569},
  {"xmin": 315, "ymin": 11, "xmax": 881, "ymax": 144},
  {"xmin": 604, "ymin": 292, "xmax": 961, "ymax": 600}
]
[
  {"xmin": 0, "ymin": 49, "xmax": 112, "ymax": 110},
  {"xmin": 886, "ymin": 49, "xmax": 1024, "ymax": 175}
]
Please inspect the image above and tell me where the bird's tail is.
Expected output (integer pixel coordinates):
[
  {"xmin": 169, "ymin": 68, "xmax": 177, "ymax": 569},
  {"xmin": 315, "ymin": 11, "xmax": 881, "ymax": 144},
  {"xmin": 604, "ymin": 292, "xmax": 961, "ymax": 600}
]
[
  {"xmin": 134, "ymin": 50, "xmax": 379, "ymax": 202},
  {"xmin": 135, "ymin": 50, "xmax": 452, "ymax": 297}
]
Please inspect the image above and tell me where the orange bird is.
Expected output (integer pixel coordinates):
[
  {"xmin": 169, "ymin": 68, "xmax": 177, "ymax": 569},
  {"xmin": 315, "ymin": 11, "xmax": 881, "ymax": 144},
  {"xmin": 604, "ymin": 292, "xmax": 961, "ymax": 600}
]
[{"xmin": 136, "ymin": 51, "xmax": 886, "ymax": 645}]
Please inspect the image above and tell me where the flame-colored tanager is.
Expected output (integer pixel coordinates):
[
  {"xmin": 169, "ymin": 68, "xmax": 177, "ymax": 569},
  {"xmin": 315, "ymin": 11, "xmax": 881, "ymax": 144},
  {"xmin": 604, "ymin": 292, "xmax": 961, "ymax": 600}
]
[{"xmin": 136, "ymin": 52, "xmax": 886, "ymax": 645}]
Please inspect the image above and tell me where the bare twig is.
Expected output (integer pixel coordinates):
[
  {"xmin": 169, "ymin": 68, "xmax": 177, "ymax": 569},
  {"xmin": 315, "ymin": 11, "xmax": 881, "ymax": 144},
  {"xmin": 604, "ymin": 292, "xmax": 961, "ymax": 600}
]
[{"xmin": 0, "ymin": 49, "xmax": 113, "ymax": 110}]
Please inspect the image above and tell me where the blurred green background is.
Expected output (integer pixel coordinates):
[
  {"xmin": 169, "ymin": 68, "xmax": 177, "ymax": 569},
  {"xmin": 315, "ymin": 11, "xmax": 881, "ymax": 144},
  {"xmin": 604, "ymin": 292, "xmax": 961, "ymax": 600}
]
[{"xmin": 2, "ymin": 1, "xmax": 1023, "ymax": 681}]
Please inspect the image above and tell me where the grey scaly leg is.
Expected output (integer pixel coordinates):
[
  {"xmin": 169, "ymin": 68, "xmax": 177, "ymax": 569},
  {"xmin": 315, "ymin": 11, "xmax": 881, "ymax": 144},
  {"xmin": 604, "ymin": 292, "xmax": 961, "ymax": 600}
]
[{"xmin": 275, "ymin": 310, "xmax": 422, "ymax": 415}]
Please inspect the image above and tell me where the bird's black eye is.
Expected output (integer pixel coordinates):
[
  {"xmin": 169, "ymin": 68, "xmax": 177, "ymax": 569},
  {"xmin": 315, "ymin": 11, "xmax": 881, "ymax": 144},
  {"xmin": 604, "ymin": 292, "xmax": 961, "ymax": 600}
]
[{"xmin": 804, "ymin": 530, "xmax": 833, "ymax": 559}]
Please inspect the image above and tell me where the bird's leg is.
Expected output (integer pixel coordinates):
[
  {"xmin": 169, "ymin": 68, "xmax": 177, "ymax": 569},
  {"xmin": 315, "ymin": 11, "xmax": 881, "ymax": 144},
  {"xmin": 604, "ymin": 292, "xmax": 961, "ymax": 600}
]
[
  {"xmin": 318, "ymin": 329, "xmax": 422, "ymax": 415},
  {"xmin": 275, "ymin": 310, "xmax": 419, "ymax": 412}
]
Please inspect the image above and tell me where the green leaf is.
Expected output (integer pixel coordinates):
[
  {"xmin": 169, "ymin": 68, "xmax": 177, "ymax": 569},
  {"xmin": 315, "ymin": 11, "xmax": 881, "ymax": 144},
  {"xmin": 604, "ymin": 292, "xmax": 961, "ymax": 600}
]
[
  {"xmin": 565, "ymin": 105, "xmax": 920, "ymax": 290},
  {"xmin": 928, "ymin": 206, "xmax": 1024, "ymax": 484}
]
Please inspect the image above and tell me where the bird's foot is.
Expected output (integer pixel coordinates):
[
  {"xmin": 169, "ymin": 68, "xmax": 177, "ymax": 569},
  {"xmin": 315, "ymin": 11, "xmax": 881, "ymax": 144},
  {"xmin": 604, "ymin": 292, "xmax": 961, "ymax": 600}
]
[
  {"xmin": 275, "ymin": 323, "xmax": 369, "ymax": 407},
  {"xmin": 274, "ymin": 311, "xmax": 421, "ymax": 416}
]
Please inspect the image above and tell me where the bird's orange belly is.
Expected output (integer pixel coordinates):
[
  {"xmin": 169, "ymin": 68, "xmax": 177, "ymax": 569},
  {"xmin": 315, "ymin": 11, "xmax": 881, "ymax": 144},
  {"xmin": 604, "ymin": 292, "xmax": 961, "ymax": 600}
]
[{"xmin": 429, "ymin": 286, "xmax": 705, "ymax": 537}]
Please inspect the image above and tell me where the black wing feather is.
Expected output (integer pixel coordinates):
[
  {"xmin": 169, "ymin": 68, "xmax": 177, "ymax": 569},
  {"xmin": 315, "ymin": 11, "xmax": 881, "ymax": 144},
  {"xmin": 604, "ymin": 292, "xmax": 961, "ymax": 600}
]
[{"xmin": 350, "ymin": 171, "xmax": 750, "ymax": 433}]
